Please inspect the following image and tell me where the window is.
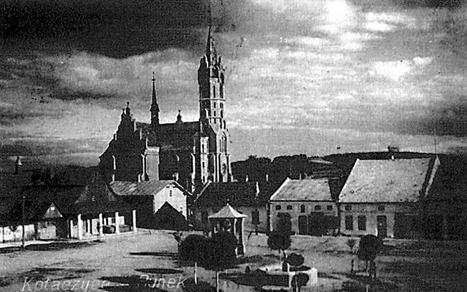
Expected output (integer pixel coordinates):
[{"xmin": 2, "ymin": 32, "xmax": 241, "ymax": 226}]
[
  {"xmin": 345, "ymin": 205, "xmax": 352, "ymax": 211},
  {"xmin": 314, "ymin": 205, "xmax": 321, "ymax": 211},
  {"xmin": 214, "ymin": 111, "xmax": 217, "ymax": 116},
  {"xmin": 378, "ymin": 205, "xmax": 385, "ymax": 211},
  {"xmin": 287, "ymin": 205, "xmax": 293, "ymax": 210},
  {"xmin": 358, "ymin": 215, "xmax": 366, "ymax": 231},
  {"xmin": 327, "ymin": 205, "xmax": 333, "ymax": 211},
  {"xmin": 214, "ymin": 102, "xmax": 216, "ymax": 108},
  {"xmin": 300, "ymin": 204, "xmax": 306, "ymax": 213},
  {"xmin": 220, "ymin": 103, "xmax": 223, "ymax": 108},
  {"xmin": 275, "ymin": 205, "xmax": 281, "ymax": 211},
  {"xmin": 169, "ymin": 190, "xmax": 173, "ymax": 197},
  {"xmin": 220, "ymin": 110, "xmax": 223, "ymax": 118},
  {"xmin": 345, "ymin": 215, "xmax": 353, "ymax": 230}
]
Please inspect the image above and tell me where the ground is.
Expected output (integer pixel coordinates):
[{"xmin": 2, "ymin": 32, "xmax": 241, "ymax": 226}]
[{"xmin": 1, "ymin": 231, "xmax": 467, "ymax": 292}]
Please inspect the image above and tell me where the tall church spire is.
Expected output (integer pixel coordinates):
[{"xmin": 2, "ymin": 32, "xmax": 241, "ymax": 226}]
[
  {"xmin": 150, "ymin": 72, "xmax": 160, "ymax": 126},
  {"xmin": 205, "ymin": 3, "xmax": 216, "ymax": 64}
]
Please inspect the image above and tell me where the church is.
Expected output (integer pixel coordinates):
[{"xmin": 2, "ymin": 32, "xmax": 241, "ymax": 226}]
[{"xmin": 99, "ymin": 26, "xmax": 232, "ymax": 192}]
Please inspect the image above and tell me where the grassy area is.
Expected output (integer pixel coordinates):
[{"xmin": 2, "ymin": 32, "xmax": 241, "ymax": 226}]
[{"xmin": 0, "ymin": 232, "xmax": 466, "ymax": 291}]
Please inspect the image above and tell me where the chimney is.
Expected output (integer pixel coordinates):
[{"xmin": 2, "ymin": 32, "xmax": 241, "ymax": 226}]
[{"xmin": 14, "ymin": 156, "xmax": 22, "ymax": 175}]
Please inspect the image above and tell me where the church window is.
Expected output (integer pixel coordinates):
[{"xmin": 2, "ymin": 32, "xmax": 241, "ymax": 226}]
[
  {"xmin": 220, "ymin": 103, "xmax": 223, "ymax": 108},
  {"xmin": 214, "ymin": 102, "xmax": 216, "ymax": 108},
  {"xmin": 220, "ymin": 110, "xmax": 223, "ymax": 118},
  {"xmin": 169, "ymin": 190, "xmax": 173, "ymax": 197},
  {"xmin": 213, "ymin": 85, "xmax": 216, "ymax": 98},
  {"xmin": 300, "ymin": 204, "xmax": 305, "ymax": 213},
  {"xmin": 214, "ymin": 111, "xmax": 217, "ymax": 116}
]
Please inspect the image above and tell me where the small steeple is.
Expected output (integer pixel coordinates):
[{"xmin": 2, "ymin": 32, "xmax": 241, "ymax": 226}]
[
  {"xmin": 14, "ymin": 156, "xmax": 22, "ymax": 175},
  {"xmin": 176, "ymin": 110, "xmax": 183, "ymax": 123},
  {"xmin": 150, "ymin": 72, "xmax": 160, "ymax": 126}
]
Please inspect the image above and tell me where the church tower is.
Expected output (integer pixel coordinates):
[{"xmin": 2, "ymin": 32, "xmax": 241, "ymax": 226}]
[
  {"xmin": 150, "ymin": 72, "xmax": 160, "ymax": 126},
  {"xmin": 196, "ymin": 20, "xmax": 231, "ymax": 184},
  {"xmin": 198, "ymin": 25, "xmax": 226, "ymax": 129}
]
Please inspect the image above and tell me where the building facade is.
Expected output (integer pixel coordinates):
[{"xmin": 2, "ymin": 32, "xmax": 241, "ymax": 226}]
[
  {"xmin": 110, "ymin": 180, "xmax": 190, "ymax": 230},
  {"xmin": 99, "ymin": 26, "xmax": 232, "ymax": 192},
  {"xmin": 338, "ymin": 157, "xmax": 439, "ymax": 239},
  {"xmin": 269, "ymin": 178, "xmax": 339, "ymax": 236}
]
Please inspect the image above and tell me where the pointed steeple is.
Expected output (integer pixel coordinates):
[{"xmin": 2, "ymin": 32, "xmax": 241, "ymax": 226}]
[
  {"xmin": 205, "ymin": 2, "xmax": 216, "ymax": 65},
  {"xmin": 150, "ymin": 72, "xmax": 160, "ymax": 126}
]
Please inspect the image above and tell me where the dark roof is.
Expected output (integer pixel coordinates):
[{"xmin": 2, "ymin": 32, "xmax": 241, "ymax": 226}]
[
  {"xmin": 270, "ymin": 178, "xmax": 334, "ymax": 201},
  {"xmin": 426, "ymin": 155, "xmax": 467, "ymax": 202},
  {"xmin": 21, "ymin": 185, "xmax": 85, "ymax": 214},
  {"xmin": 195, "ymin": 182, "xmax": 260, "ymax": 208},
  {"xmin": 16, "ymin": 171, "xmax": 134, "ymax": 216},
  {"xmin": 136, "ymin": 121, "xmax": 200, "ymax": 150},
  {"xmin": 110, "ymin": 180, "xmax": 189, "ymax": 197},
  {"xmin": 8, "ymin": 200, "xmax": 63, "ymax": 222},
  {"xmin": 339, "ymin": 158, "xmax": 438, "ymax": 203}
]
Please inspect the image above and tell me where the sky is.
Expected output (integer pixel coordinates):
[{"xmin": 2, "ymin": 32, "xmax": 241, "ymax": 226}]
[{"xmin": 1, "ymin": 0, "xmax": 467, "ymax": 170}]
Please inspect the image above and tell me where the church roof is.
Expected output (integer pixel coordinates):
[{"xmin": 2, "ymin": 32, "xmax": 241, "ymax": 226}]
[
  {"xmin": 110, "ymin": 180, "xmax": 189, "ymax": 197},
  {"xmin": 136, "ymin": 121, "xmax": 200, "ymax": 150},
  {"xmin": 209, "ymin": 203, "xmax": 247, "ymax": 219}
]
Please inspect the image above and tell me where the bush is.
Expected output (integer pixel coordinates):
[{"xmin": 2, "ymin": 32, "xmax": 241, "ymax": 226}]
[
  {"xmin": 267, "ymin": 231, "xmax": 291, "ymax": 258},
  {"xmin": 286, "ymin": 253, "xmax": 304, "ymax": 267}
]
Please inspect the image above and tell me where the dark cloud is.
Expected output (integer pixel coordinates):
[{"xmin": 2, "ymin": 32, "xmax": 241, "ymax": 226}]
[
  {"xmin": 0, "ymin": 0, "xmax": 216, "ymax": 58},
  {"xmin": 391, "ymin": 0, "xmax": 463, "ymax": 9},
  {"xmin": 397, "ymin": 94, "xmax": 467, "ymax": 137}
]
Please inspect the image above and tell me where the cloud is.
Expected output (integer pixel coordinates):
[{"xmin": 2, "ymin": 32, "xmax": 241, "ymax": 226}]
[{"xmin": 369, "ymin": 57, "xmax": 433, "ymax": 81}]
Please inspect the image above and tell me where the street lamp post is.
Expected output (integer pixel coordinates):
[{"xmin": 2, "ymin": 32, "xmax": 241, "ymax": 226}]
[{"xmin": 22, "ymin": 192, "xmax": 25, "ymax": 249}]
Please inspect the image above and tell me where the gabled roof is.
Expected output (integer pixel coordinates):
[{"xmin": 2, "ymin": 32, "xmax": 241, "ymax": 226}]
[
  {"xmin": 8, "ymin": 201, "xmax": 62, "ymax": 222},
  {"xmin": 339, "ymin": 158, "xmax": 437, "ymax": 203},
  {"xmin": 269, "ymin": 178, "xmax": 334, "ymax": 202},
  {"xmin": 110, "ymin": 180, "xmax": 189, "ymax": 197},
  {"xmin": 194, "ymin": 182, "xmax": 261, "ymax": 208},
  {"xmin": 209, "ymin": 203, "xmax": 247, "ymax": 219},
  {"xmin": 21, "ymin": 185, "xmax": 85, "ymax": 214}
]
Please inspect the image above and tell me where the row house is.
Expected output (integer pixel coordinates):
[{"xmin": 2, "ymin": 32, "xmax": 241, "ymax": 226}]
[
  {"xmin": 338, "ymin": 157, "xmax": 439, "ymax": 239},
  {"xmin": 110, "ymin": 180, "xmax": 191, "ymax": 230},
  {"xmin": 269, "ymin": 178, "xmax": 339, "ymax": 236}
]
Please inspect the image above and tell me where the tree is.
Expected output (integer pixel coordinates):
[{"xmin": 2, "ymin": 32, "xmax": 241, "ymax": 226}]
[
  {"xmin": 357, "ymin": 234, "xmax": 383, "ymax": 279},
  {"xmin": 267, "ymin": 231, "xmax": 291, "ymax": 261},
  {"xmin": 276, "ymin": 213, "xmax": 292, "ymax": 235},
  {"xmin": 179, "ymin": 234, "xmax": 206, "ymax": 284},
  {"xmin": 201, "ymin": 232, "xmax": 238, "ymax": 292}
]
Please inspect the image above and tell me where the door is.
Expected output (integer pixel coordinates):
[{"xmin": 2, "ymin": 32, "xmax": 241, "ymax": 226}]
[
  {"xmin": 298, "ymin": 216, "xmax": 308, "ymax": 235},
  {"xmin": 377, "ymin": 215, "xmax": 387, "ymax": 238}
]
